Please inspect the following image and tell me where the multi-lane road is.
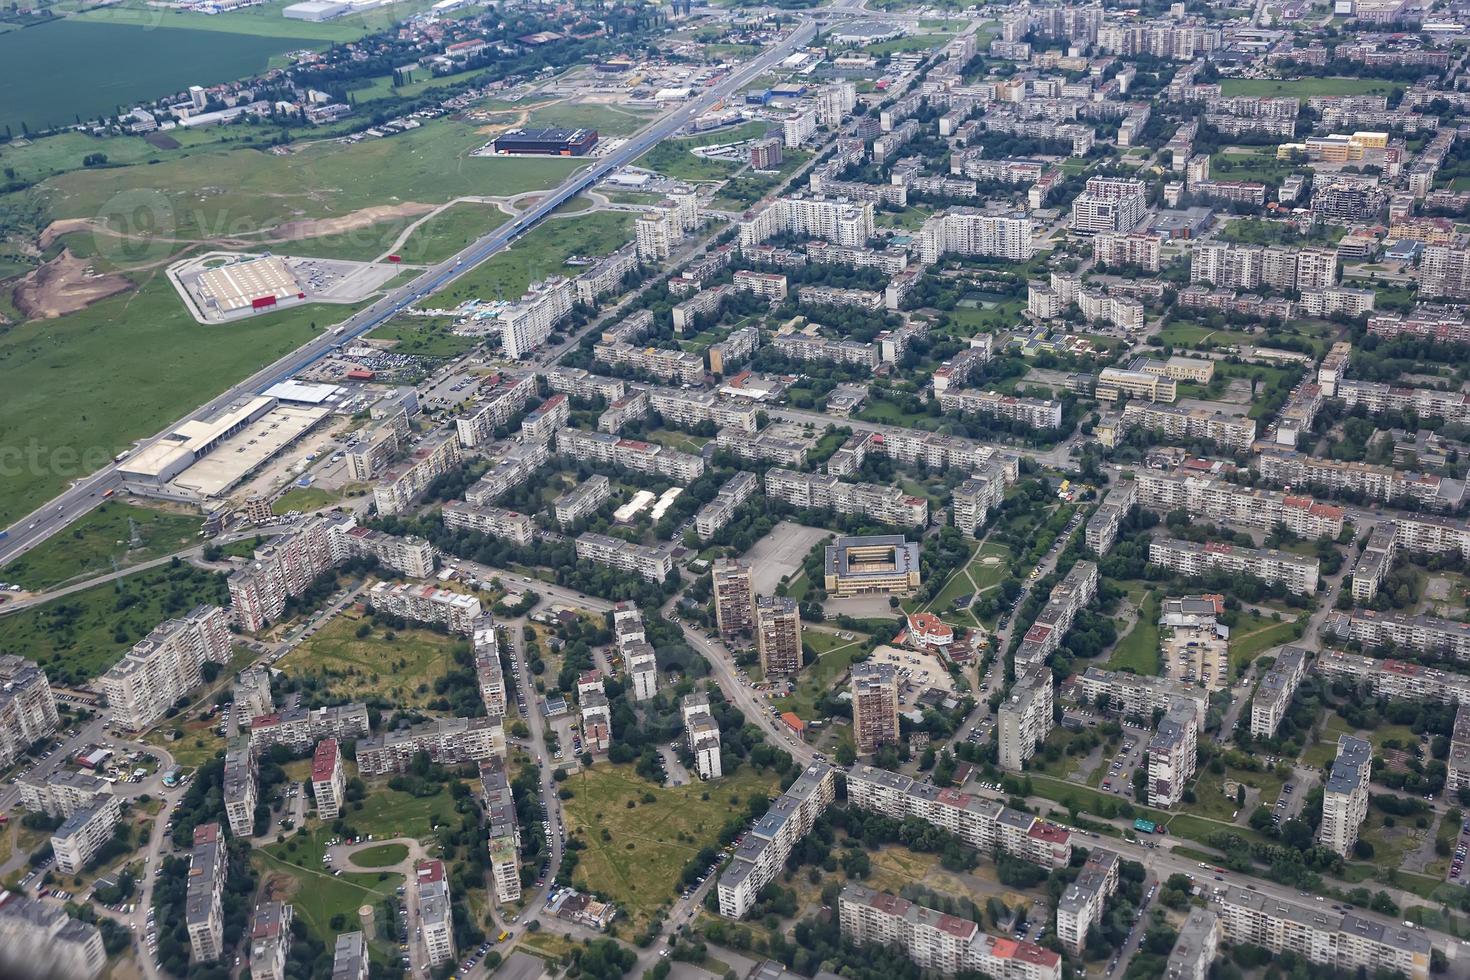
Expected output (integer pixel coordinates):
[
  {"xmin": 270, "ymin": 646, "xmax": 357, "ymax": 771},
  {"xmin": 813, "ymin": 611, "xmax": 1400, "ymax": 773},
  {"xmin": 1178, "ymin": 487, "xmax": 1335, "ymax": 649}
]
[{"xmin": 0, "ymin": 14, "xmax": 827, "ymax": 570}]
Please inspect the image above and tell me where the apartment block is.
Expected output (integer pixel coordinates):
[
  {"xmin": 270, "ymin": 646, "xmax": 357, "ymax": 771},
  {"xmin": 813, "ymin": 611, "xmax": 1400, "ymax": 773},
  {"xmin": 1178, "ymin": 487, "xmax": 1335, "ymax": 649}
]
[
  {"xmin": 1070, "ymin": 177, "xmax": 1147, "ymax": 233},
  {"xmin": 1321, "ymin": 735, "xmax": 1373, "ymax": 856},
  {"xmin": 756, "ymin": 596, "xmax": 802, "ymax": 677},
  {"xmin": 543, "ymin": 366, "xmax": 625, "ymax": 405},
  {"xmin": 824, "ymin": 535, "xmax": 922, "ymax": 596},
  {"xmin": 186, "ymin": 823, "xmax": 226, "ymax": 963},
  {"xmin": 558, "ymin": 427, "xmax": 706, "ymax": 482},
  {"xmin": 248, "ymin": 902, "xmax": 293, "ymax": 980},
  {"xmin": 521, "ymin": 393, "xmax": 570, "ymax": 444},
  {"xmin": 765, "ymin": 467, "xmax": 928, "ymax": 527},
  {"xmin": 1085, "ymin": 479, "xmax": 1136, "ymax": 556},
  {"xmin": 851, "ymin": 662, "xmax": 900, "ymax": 754},
  {"xmin": 1148, "ymin": 537, "xmax": 1320, "ymax": 594},
  {"xmin": 372, "ymin": 432, "xmax": 462, "ymax": 517},
  {"xmin": 248, "ymin": 703, "xmax": 370, "ymax": 753},
  {"xmin": 0, "ymin": 893, "xmax": 107, "ymax": 980},
  {"xmin": 1337, "ymin": 379, "xmax": 1470, "ymax": 425},
  {"xmin": 593, "ymin": 340, "xmax": 707, "ymax": 384},
  {"xmin": 345, "ymin": 422, "xmax": 401, "ymax": 482},
  {"xmin": 1450, "ymin": 704, "xmax": 1470, "ymax": 796},
  {"xmin": 1016, "ymin": 561, "xmax": 1099, "ymax": 667},
  {"xmin": 998, "ymin": 666, "xmax": 1053, "ymax": 771},
  {"xmin": 1257, "ymin": 448, "xmax": 1463, "ymax": 510},
  {"xmin": 367, "ymin": 580, "xmax": 482, "ymax": 634},
  {"xmin": 499, "ymin": 277, "xmax": 575, "ymax": 360},
  {"xmin": 333, "ymin": 523, "xmax": 436, "ymax": 578},
  {"xmin": 581, "ymin": 686, "xmax": 612, "ymax": 753},
  {"xmin": 918, "ymin": 209, "xmax": 1033, "ymax": 263},
  {"xmin": 574, "ymin": 533, "xmax": 674, "ymax": 583},
  {"xmin": 1057, "ymin": 849, "xmax": 1120, "ymax": 956},
  {"xmin": 682, "ymin": 693, "xmax": 724, "ymax": 780},
  {"xmin": 1217, "ymin": 885, "xmax": 1431, "ymax": 979},
  {"xmin": 1138, "ymin": 356, "xmax": 1215, "ymax": 384},
  {"xmin": 1118, "ymin": 402, "xmax": 1257, "ymax": 451},
  {"xmin": 1134, "ymin": 471, "xmax": 1344, "ymax": 539},
  {"xmin": 1166, "ymin": 909, "xmax": 1220, "ymax": 980},
  {"xmin": 717, "ymin": 763, "xmax": 836, "ymax": 918},
  {"xmin": 696, "ymin": 470, "xmax": 759, "ymax": 540},
  {"xmin": 311, "ymin": 737, "xmax": 345, "ymax": 819},
  {"xmin": 845, "ymin": 765, "xmax": 1072, "ymax": 870},
  {"xmin": 628, "ymin": 644, "xmax": 658, "ymax": 702},
  {"xmin": 416, "ymin": 859, "xmax": 456, "ymax": 966},
  {"xmin": 480, "ymin": 760, "xmax": 522, "ymax": 905},
  {"xmin": 232, "ymin": 666, "xmax": 273, "ymax": 722},
  {"xmin": 0, "ymin": 657, "xmax": 59, "ymax": 770},
  {"xmin": 1325, "ymin": 608, "xmax": 1470, "ymax": 661},
  {"xmin": 455, "ymin": 372, "xmax": 537, "ymax": 448},
  {"xmin": 649, "ymin": 386, "xmax": 757, "ymax": 433},
  {"xmin": 1075, "ymin": 667, "xmax": 1206, "ymax": 726},
  {"xmin": 222, "ymin": 737, "xmax": 257, "ymax": 837},
  {"xmin": 331, "ymin": 931, "xmax": 370, "ymax": 980},
  {"xmin": 18, "ymin": 769, "xmax": 111, "ymax": 819},
  {"xmin": 357, "ymin": 716, "xmax": 503, "ymax": 775},
  {"xmin": 937, "ymin": 387, "xmax": 1063, "ymax": 429},
  {"xmin": 739, "ymin": 195, "xmax": 875, "ymax": 250},
  {"xmin": 553, "ymin": 474, "xmax": 611, "ymax": 529},
  {"xmin": 463, "ymin": 440, "xmax": 551, "ymax": 507},
  {"xmin": 713, "ymin": 559, "xmax": 756, "ymax": 639},
  {"xmin": 1093, "ymin": 231, "xmax": 1162, "ymax": 271},
  {"xmin": 1147, "ymin": 699, "xmax": 1199, "ymax": 808},
  {"xmin": 951, "ymin": 459, "xmax": 1014, "ymax": 536},
  {"xmin": 50, "ymin": 794, "xmax": 123, "ymax": 876},
  {"xmin": 1301, "ymin": 287, "xmax": 1376, "ymax": 318},
  {"xmin": 101, "ymin": 605, "xmax": 233, "ymax": 731},
  {"xmin": 715, "ymin": 426, "xmax": 809, "ymax": 468},
  {"xmin": 839, "ymin": 885, "xmax": 1062, "ymax": 980},
  {"xmin": 441, "ymin": 500, "xmax": 535, "ymax": 547},
  {"xmin": 771, "ymin": 331, "xmax": 879, "ymax": 368},
  {"xmin": 1316, "ymin": 649, "xmax": 1470, "ymax": 706},
  {"xmin": 671, "ymin": 286, "xmax": 731, "ymax": 333},
  {"xmin": 1251, "ymin": 646, "xmax": 1307, "ymax": 739}
]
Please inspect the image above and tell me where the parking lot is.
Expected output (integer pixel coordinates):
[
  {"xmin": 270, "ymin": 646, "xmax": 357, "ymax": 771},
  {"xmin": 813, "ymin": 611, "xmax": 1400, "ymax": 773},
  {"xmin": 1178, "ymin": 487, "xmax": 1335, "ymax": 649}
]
[
  {"xmin": 1449, "ymin": 816, "xmax": 1470, "ymax": 883},
  {"xmin": 1099, "ymin": 727, "xmax": 1150, "ymax": 797}
]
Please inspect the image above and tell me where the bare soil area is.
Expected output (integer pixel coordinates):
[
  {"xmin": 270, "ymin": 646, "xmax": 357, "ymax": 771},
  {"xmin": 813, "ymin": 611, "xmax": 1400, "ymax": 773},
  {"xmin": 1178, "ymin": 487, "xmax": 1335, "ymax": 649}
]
[
  {"xmin": 271, "ymin": 202, "xmax": 436, "ymax": 241},
  {"xmin": 12, "ymin": 248, "xmax": 133, "ymax": 319}
]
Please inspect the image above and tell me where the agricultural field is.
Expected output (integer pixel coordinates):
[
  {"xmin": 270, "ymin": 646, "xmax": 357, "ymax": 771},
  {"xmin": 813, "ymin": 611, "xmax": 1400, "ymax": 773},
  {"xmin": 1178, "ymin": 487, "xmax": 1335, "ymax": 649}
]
[
  {"xmin": 278, "ymin": 610, "xmax": 465, "ymax": 708},
  {"xmin": 559, "ymin": 764, "xmax": 781, "ymax": 930},
  {"xmin": 428, "ymin": 208, "xmax": 634, "ymax": 307},
  {"xmin": 0, "ymin": 501, "xmax": 202, "ymax": 591},
  {"xmin": 0, "ymin": 563, "xmax": 228, "ymax": 687}
]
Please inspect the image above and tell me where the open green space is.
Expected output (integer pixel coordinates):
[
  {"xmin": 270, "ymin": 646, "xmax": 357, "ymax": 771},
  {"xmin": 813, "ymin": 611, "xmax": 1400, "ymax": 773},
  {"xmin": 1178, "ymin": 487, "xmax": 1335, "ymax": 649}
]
[
  {"xmin": 38, "ymin": 118, "xmax": 585, "ymax": 245},
  {"xmin": 429, "ymin": 209, "xmax": 634, "ymax": 307},
  {"xmin": 1157, "ymin": 320, "xmax": 1260, "ymax": 351},
  {"xmin": 75, "ymin": 0, "xmax": 451, "ymax": 41},
  {"xmin": 365, "ymin": 315, "xmax": 482, "ymax": 358},
  {"xmin": 1228, "ymin": 614, "xmax": 1301, "ymax": 675},
  {"xmin": 145, "ymin": 712, "xmax": 228, "ymax": 770},
  {"xmin": 348, "ymin": 780, "xmax": 465, "ymax": 842},
  {"xmin": 1217, "ymin": 76, "xmax": 1404, "ymax": 102},
  {"xmin": 1193, "ymin": 765, "xmax": 1283, "ymax": 824},
  {"xmin": 0, "ymin": 563, "xmax": 227, "ymax": 687},
  {"xmin": 874, "ymin": 205, "xmax": 934, "ymax": 232},
  {"xmin": 560, "ymin": 763, "xmax": 781, "ymax": 930},
  {"xmin": 0, "ymin": 501, "xmax": 201, "ymax": 591},
  {"xmin": 0, "ymin": 274, "xmax": 367, "ymax": 526},
  {"xmin": 1107, "ymin": 590, "xmax": 1161, "ymax": 675},
  {"xmin": 395, "ymin": 203, "xmax": 512, "ymax": 265},
  {"xmin": 1211, "ymin": 150, "xmax": 1302, "ymax": 186},
  {"xmin": 255, "ymin": 846, "xmax": 402, "ymax": 948},
  {"xmin": 279, "ymin": 610, "xmax": 462, "ymax": 709},
  {"xmin": 349, "ymin": 842, "xmax": 410, "ymax": 868},
  {"xmin": 777, "ymin": 632, "xmax": 869, "ymax": 721},
  {"xmin": 522, "ymin": 103, "xmax": 656, "ymax": 137},
  {"xmin": 863, "ymin": 33, "xmax": 952, "ymax": 55},
  {"xmin": 271, "ymin": 486, "xmax": 353, "ymax": 516},
  {"xmin": 0, "ymin": 18, "xmax": 316, "ymax": 133},
  {"xmin": 635, "ymin": 121, "xmax": 771, "ymax": 182}
]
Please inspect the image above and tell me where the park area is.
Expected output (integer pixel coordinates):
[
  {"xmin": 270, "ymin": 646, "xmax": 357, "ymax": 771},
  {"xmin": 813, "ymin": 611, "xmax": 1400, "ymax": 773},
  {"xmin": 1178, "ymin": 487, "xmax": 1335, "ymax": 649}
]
[
  {"xmin": 559, "ymin": 763, "xmax": 781, "ymax": 930},
  {"xmin": 0, "ymin": 501, "xmax": 202, "ymax": 591},
  {"xmin": 277, "ymin": 610, "xmax": 466, "ymax": 709}
]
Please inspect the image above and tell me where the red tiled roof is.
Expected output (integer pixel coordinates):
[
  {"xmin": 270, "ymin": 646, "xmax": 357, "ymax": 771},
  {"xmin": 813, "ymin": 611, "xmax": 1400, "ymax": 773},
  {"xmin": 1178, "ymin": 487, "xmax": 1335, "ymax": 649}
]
[{"xmin": 312, "ymin": 738, "xmax": 339, "ymax": 781}]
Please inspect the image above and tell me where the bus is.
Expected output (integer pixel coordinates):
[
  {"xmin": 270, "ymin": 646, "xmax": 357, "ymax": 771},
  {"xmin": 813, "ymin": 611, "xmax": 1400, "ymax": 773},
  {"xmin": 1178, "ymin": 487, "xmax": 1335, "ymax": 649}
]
[{"xmin": 1133, "ymin": 818, "xmax": 1156, "ymax": 834}]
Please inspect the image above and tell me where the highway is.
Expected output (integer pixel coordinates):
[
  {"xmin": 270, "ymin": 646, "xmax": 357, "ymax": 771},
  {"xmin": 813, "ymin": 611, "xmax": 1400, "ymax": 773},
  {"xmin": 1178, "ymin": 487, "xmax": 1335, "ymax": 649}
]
[{"xmin": 0, "ymin": 14, "xmax": 821, "ymax": 570}]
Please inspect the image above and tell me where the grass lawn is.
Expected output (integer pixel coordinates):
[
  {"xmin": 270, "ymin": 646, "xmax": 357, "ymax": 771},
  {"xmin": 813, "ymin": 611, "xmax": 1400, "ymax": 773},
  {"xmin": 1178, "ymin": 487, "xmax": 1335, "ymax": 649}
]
[
  {"xmin": 523, "ymin": 103, "xmax": 656, "ymax": 137},
  {"xmin": 145, "ymin": 713, "xmax": 228, "ymax": 770},
  {"xmin": 349, "ymin": 842, "xmax": 410, "ymax": 868},
  {"xmin": 254, "ymin": 846, "xmax": 402, "ymax": 948},
  {"xmin": 271, "ymin": 486, "xmax": 347, "ymax": 515},
  {"xmin": 1157, "ymin": 320, "xmax": 1259, "ymax": 351},
  {"xmin": 1211, "ymin": 150, "xmax": 1301, "ymax": 186},
  {"xmin": 395, "ymin": 202, "xmax": 512, "ymax": 266},
  {"xmin": 1107, "ymin": 591, "xmax": 1161, "ymax": 675},
  {"xmin": 559, "ymin": 763, "xmax": 780, "ymax": 931},
  {"xmin": 346, "ymin": 781, "xmax": 465, "ymax": 843},
  {"xmin": 1217, "ymin": 77, "xmax": 1404, "ymax": 102},
  {"xmin": 777, "ymin": 633, "xmax": 868, "ymax": 720},
  {"xmin": 863, "ymin": 34, "xmax": 953, "ymax": 55},
  {"xmin": 635, "ymin": 121, "xmax": 770, "ymax": 182},
  {"xmin": 1228, "ymin": 614, "xmax": 1301, "ymax": 676},
  {"xmin": 278, "ymin": 610, "xmax": 465, "ymax": 709},
  {"xmin": 0, "ymin": 501, "xmax": 201, "ymax": 591},
  {"xmin": 873, "ymin": 205, "xmax": 934, "ymax": 232},
  {"xmin": 428, "ymin": 209, "xmax": 634, "ymax": 307},
  {"xmin": 366, "ymin": 315, "xmax": 482, "ymax": 358},
  {"xmin": 1193, "ymin": 765, "xmax": 1283, "ymax": 824},
  {"xmin": 0, "ymin": 564, "xmax": 227, "ymax": 687}
]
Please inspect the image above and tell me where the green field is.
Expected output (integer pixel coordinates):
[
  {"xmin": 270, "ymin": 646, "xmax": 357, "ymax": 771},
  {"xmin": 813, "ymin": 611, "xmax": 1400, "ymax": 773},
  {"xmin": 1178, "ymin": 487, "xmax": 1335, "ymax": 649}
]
[
  {"xmin": 0, "ymin": 502, "xmax": 201, "ymax": 591},
  {"xmin": 395, "ymin": 203, "xmax": 513, "ymax": 265},
  {"xmin": 349, "ymin": 842, "xmax": 410, "ymax": 868},
  {"xmin": 1107, "ymin": 591, "xmax": 1161, "ymax": 675},
  {"xmin": 1228, "ymin": 614, "xmax": 1301, "ymax": 676},
  {"xmin": 75, "ymin": 0, "xmax": 452, "ymax": 41},
  {"xmin": 348, "ymin": 780, "xmax": 468, "ymax": 842},
  {"xmin": 0, "ymin": 274, "xmax": 367, "ymax": 526},
  {"xmin": 429, "ymin": 208, "xmax": 634, "ymax": 307},
  {"xmin": 522, "ymin": 103, "xmax": 656, "ymax": 137},
  {"xmin": 864, "ymin": 33, "xmax": 952, "ymax": 55},
  {"xmin": 0, "ymin": 19, "xmax": 315, "ymax": 133},
  {"xmin": 776, "ymin": 630, "xmax": 870, "ymax": 720},
  {"xmin": 635, "ymin": 121, "xmax": 771, "ymax": 182},
  {"xmin": 255, "ymin": 843, "xmax": 402, "ymax": 948},
  {"xmin": 279, "ymin": 610, "xmax": 462, "ymax": 709},
  {"xmin": 0, "ymin": 563, "xmax": 228, "ymax": 687},
  {"xmin": 1157, "ymin": 320, "xmax": 1259, "ymax": 351},
  {"xmin": 1217, "ymin": 77, "xmax": 1404, "ymax": 102},
  {"xmin": 1211, "ymin": 150, "xmax": 1301, "ymax": 186},
  {"xmin": 270, "ymin": 486, "xmax": 350, "ymax": 516},
  {"xmin": 365, "ymin": 316, "xmax": 482, "ymax": 358},
  {"xmin": 38, "ymin": 118, "xmax": 587, "ymax": 246},
  {"xmin": 560, "ymin": 764, "xmax": 780, "ymax": 930}
]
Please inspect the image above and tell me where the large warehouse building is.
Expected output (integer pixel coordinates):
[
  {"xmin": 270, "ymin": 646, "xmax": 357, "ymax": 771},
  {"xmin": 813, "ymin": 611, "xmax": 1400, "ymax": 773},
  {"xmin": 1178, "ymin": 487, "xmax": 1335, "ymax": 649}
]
[{"xmin": 490, "ymin": 127, "xmax": 600, "ymax": 156}]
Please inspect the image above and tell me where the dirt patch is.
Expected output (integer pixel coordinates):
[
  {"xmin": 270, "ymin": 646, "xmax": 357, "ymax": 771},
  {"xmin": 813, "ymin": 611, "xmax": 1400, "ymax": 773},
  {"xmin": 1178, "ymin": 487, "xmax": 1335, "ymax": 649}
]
[
  {"xmin": 11, "ymin": 248, "xmax": 133, "ymax": 319},
  {"xmin": 271, "ymin": 202, "xmax": 436, "ymax": 242},
  {"xmin": 145, "ymin": 132, "xmax": 181, "ymax": 150},
  {"xmin": 36, "ymin": 217, "xmax": 100, "ymax": 252}
]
